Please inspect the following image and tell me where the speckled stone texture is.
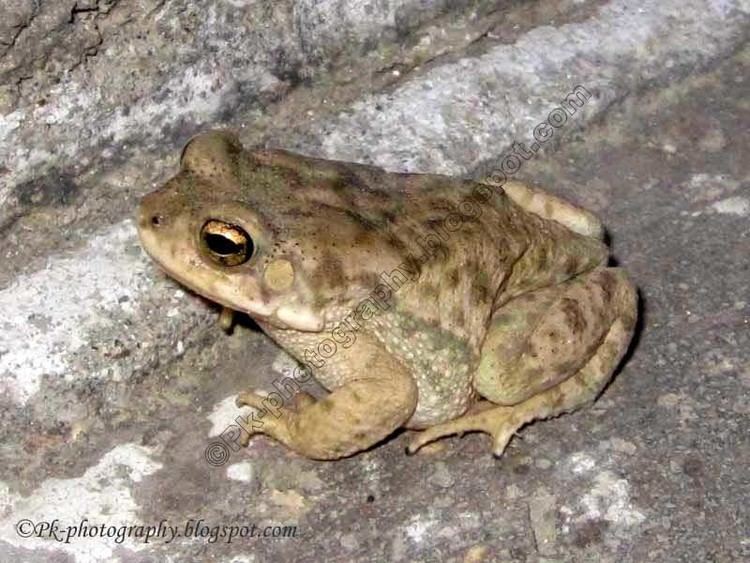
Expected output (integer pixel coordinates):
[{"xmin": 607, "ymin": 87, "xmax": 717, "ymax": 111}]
[{"xmin": 1, "ymin": 0, "xmax": 748, "ymax": 561}]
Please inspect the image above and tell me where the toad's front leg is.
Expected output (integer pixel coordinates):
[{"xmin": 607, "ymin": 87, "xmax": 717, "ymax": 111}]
[{"xmin": 236, "ymin": 336, "xmax": 418, "ymax": 460}]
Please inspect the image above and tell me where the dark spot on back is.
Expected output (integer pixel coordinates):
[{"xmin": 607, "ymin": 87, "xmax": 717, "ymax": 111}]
[
  {"xmin": 365, "ymin": 186, "xmax": 391, "ymax": 201},
  {"xmin": 471, "ymin": 278, "xmax": 491, "ymax": 306},
  {"xmin": 451, "ymin": 306, "xmax": 466, "ymax": 326},
  {"xmin": 285, "ymin": 208, "xmax": 316, "ymax": 219},
  {"xmin": 551, "ymin": 390, "xmax": 566, "ymax": 407},
  {"xmin": 317, "ymin": 252, "xmax": 346, "ymax": 287},
  {"xmin": 421, "ymin": 241, "xmax": 450, "ymax": 263},
  {"xmin": 560, "ymin": 297, "xmax": 587, "ymax": 333},
  {"xmin": 423, "ymin": 217, "xmax": 447, "ymax": 231},
  {"xmin": 447, "ymin": 268, "xmax": 461, "ymax": 288},
  {"xmin": 382, "ymin": 210, "xmax": 397, "ymax": 223},
  {"xmin": 319, "ymin": 400, "xmax": 334, "ymax": 412},
  {"xmin": 535, "ymin": 248, "xmax": 549, "ymax": 270},
  {"xmin": 386, "ymin": 234, "xmax": 408, "ymax": 252},
  {"xmin": 429, "ymin": 198, "xmax": 459, "ymax": 213},
  {"xmin": 598, "ymin": 271, "xmax": 617, "ymax": 301},
  {"xmin": 357, "ymin": 271, "xmax": 380, "ymax": 289},
  {"xmin": 345, "ymin": 209, "xmax": 379, "ymax": 231},
  {"xmin": 402, "ymin": 255, "xmax": 422, "ymax": 277},
  {"xmin": 421, "ymin": 283, "xmax": 440, "ymax": 298}
]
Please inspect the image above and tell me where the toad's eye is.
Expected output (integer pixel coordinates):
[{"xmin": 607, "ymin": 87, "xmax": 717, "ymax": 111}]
[{"xmin": 200, "ymin": 220, "xmax": 254, "ymax": 266}]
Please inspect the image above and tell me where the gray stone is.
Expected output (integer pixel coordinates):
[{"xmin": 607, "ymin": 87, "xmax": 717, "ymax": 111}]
[{"xmin": 1, "ymin": 0, "xmax": 748, "ymax": 561}]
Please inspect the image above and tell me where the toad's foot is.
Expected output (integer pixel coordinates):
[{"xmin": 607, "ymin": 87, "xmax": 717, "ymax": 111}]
[
  {"xmin": 235, "ymin": 361, "xmax": 416, "ymax": 460},
  {"xmin": 407, "ymin": 404, "xmax": 523, "ymax": 457}
]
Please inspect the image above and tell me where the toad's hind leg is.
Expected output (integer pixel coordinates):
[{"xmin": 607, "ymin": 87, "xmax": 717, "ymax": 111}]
[{"xmin": 408, "ymin": 268, "xmax": 637, "ymax": 456}]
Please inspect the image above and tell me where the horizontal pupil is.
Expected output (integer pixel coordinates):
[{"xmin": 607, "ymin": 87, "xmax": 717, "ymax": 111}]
[{"xmin": 205, "ymin": 233, "xmax": 244, "ymax": 255}]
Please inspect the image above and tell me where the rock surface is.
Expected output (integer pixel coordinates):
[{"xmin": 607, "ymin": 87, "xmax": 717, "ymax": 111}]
[{"xmin": 1, "ymin": 0, "xmax": 748, "ymax": 561}]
